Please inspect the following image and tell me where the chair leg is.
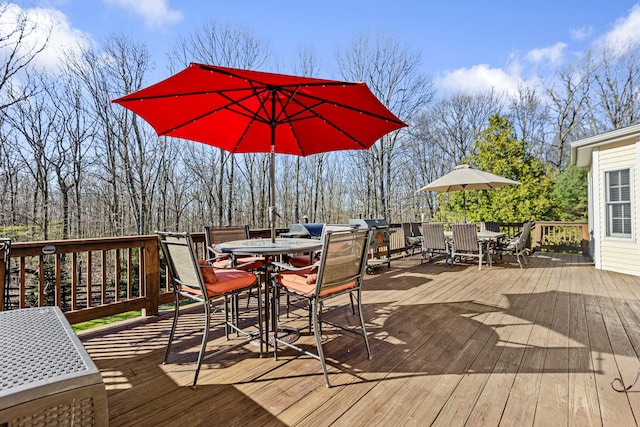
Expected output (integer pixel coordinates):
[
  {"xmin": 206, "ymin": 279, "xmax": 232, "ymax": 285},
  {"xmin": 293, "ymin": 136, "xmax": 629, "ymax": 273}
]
[
  {"xmin": 311, "ymin": 300, "xmax": 331, "ymax": 388},
  {"xmin": 224, "ymin": 296, "xmax": 230, "ymax": 339},
  {"xmin": 355, "ymin": 289, "xmax": 372, "ymax": 360},
  {"xmin": 256, "ymin": 283, "xmax": 264, "ymax": 356},
  {"xmin": 349, "ymin": 292, "xmax": 356, "ymax": 316},
  {"xmin": 164, "ymin": 292, "xmax": 180, "ymax": 364},
  {"xmin": 192, "ymin": 301, "xmax": 212, "ymax": 388}
]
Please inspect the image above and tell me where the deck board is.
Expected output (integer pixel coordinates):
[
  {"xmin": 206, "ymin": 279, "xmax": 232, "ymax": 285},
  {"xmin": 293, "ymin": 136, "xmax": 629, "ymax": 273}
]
[{"xmin": 77, "ymin": 252, "xmax": 640, "ymax": 426}]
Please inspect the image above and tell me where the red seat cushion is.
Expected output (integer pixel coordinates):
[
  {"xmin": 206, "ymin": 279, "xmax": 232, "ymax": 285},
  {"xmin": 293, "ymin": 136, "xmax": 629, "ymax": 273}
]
[
  {"xmin": 288, "ymin": 255, "xmax": 313, "ymax": 268},
  {"xmin": 234, "ymin": 256, "xmax": 264, "ymax": 271},
  {"xmin": 277, "ymin": 269, "xmax": 355, "ymax": 297},
  {"xmin": 180, "ymin": 265, "xmax": 256, "ymax": 298}
]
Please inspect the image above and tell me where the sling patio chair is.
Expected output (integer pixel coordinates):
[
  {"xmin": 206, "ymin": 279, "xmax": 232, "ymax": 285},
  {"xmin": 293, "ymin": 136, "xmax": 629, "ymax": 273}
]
[
  {"xmin": 205, "ymin": 225, "xmax": 266, "ymax": 307},
  {"xmin": 272, "ymin": 229, "xmax": 372, "ymax": 387},
  {"xmin": 450, "ymin": 223, "xmax": 491, "ymax": 270},
  {"xmin": 204, "ymin": 225, "xmax": 264, "ymax": 271},
  {"xmin": 420, "ymin": 222, "xmax": 450, "ymax": 265},
  {"xmin": 157, "ymin": 231, "xmax": 263, "ymax": 388},
  {"xmin": 402, "ymin": 222, "xmax": 422, "ymax": 256},
  {"xmin": 496, "ymin": 221, "xmax": 533, "ymax": 268}
]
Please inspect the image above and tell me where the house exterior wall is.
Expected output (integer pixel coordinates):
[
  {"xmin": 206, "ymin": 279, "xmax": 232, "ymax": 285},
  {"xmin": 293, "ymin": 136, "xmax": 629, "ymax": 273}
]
[{"xmin": 595, "ymin": 141, "xmax": 639, "ymax": 276}]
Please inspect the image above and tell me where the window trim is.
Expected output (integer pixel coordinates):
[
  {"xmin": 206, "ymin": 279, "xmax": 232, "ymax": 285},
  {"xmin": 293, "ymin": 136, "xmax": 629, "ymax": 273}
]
[{"xmin": 604, "ymin": 167, "xmax": 633, "ymax": 240}]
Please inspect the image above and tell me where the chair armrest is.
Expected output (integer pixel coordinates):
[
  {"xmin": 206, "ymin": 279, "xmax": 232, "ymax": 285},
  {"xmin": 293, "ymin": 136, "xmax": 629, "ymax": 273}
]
[{"xmin": 271, "ymin": 261, "xmax": 318, "ymax": 272}]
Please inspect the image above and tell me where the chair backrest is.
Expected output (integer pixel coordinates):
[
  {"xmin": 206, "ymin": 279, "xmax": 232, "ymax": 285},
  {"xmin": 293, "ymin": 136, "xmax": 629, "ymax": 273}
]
[
  {"xmin": 316, "ymin": 229, "xmax": 370, "ymax": 292},
  {"xmin": 401, "ymin": 223, "xmax": 412, "ymax": 240},
  {"xmin": 157, "ymin": 231, "xmax": 205, "ymax": 298},
  {"xmin": 482, "ymin": 222, "xmax": 501, "ymax": 232},
  {"xmin": 422, "ymin": 223, "xmax": 447, "ymax": 251},
  {"xmin": 410, "ymin": 222, "xmax": 422, "ymax": 237},
  {"xmin": 204, "ymin": 225, "xmax": 250, "ymax": 247},
  {"xmin": 452, "ymin": 223, "xmax": 480, "ymax": 253},
  {"xmin": 517, "ymin": 222, "xmax": 533, "ymax": 251}
]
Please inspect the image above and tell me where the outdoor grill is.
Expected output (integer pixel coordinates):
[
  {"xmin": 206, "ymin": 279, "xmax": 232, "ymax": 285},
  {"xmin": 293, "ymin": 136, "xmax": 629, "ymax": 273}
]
[
  {"xmin": 349, "ymin": 218, "xmax": 393, "ymax": 273},
  {"xmin": 280, "ymin": 223, "xmax": 325, "ymax": 239}
]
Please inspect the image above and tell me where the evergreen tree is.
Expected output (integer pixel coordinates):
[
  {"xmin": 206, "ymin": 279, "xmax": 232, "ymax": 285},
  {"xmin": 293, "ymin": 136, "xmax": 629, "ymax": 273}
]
[
  {"xmin": 553, "ymin": 165, "xmax": 588, "ymax": 221},
  {"xmin": 438, "ymin": 115, "xmax": 558, "ymax": 222}
]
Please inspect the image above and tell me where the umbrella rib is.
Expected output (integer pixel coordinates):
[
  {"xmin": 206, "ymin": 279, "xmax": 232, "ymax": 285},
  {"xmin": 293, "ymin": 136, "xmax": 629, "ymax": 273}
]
[
  {"xmin": 152, "ymin": 87, "xmax": 273, "ymax": 136},
  {"xmin": 196, "ymin": 64, "xmax": 405, "ymax": 126}
]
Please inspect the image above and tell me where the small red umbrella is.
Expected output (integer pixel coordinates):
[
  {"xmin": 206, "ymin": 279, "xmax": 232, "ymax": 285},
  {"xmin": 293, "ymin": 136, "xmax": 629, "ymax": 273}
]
[{"xmin": 112, "ymin": 63, "xmax": 407, "ymax": 240}]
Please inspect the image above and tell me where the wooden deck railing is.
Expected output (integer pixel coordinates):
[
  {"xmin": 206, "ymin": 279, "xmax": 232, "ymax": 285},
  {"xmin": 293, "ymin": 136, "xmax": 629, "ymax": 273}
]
[
  {"xmin": 530, "ymin": 221, "xmax": 590, "ymax": 255},
  {"xmin": 0, "ymin": 222, "xmax": 588, "ymax": 324}
]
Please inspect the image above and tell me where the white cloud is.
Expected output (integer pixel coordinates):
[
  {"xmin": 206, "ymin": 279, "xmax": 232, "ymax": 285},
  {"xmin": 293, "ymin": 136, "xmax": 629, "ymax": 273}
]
[
  {"xmin": 435, "ymin": 64, "xmax": 524, "ymax": 96},
  {"xmin": 0, "ymin": 4, "xmax": 91, "ymax": 71},
  {"xmin": 597, "ymin": 4, "xmax": 640, "ymax": 55},
  {"xmin": 526, "ymin": 42, "xmax": 567, "ymax": 65},
  {"xmin": 570, "ymin": 26, "xmax": 593, "ymax": 41},
  {"xmin": 104, "ymin": 0, "xmax": 183, "ymax": 30}
]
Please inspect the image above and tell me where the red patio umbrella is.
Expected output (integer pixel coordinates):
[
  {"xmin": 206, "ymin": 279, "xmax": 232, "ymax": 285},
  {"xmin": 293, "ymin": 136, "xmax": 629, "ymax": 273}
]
[{"xmin": 112, "ymin": 63, "xmax": 407, "ymax": 240}]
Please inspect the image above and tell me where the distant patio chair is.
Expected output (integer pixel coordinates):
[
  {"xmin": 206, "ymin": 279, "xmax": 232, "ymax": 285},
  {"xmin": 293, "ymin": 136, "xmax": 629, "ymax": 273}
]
[
  {"xmin": 273, "ymin": 229, "xmax": 372, "ymax": 387},
  {"xmin": 498, "ymin": 222, "xmax": 533, "ymax": 268},
  {"xmin": 402, "ymin": 222, "xmax": 421, "ymax": 256},
  {"xmin": 157, "ymin": 231, "xmax": 263, "ymax": 388},
  {"xmin": 481, "ymin": 221, "xmax": 501, "ymax": 232},
  {"xmin": 451, "ymin": 223, "xmax": 491, "ymax": 270},
  {"xmin": 421, "ymin": 223, "xmax": 450, "ymax": 265}
]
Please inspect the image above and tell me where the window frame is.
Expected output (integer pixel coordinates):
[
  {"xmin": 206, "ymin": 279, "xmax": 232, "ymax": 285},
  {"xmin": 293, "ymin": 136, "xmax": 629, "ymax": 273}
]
[{"xmin": 604, "ymin": 167, "xmax": 633, "ymax": 239}]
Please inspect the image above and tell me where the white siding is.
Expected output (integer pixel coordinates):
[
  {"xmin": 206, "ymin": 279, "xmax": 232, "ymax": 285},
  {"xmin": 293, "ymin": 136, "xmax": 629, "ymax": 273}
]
[{"xmin": 597, "ymin": 141, "xmax": 639, "ymax": 276}]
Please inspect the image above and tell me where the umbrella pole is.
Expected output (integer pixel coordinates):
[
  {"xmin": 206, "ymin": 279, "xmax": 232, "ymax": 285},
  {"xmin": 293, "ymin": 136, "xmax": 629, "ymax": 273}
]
[
  {"xmin": 461, "ymin": 189, "xmax": 468, "ymax": 223},
  {"xmin": 270, "ymin": 147, "xmax": 276, "ymax": 243}
]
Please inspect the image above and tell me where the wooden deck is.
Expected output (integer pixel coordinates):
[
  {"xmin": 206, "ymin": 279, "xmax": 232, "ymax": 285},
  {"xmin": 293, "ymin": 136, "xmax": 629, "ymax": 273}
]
[{"xmin": 78, "ymin": 252, "xmax": 640, "ymax": 426}]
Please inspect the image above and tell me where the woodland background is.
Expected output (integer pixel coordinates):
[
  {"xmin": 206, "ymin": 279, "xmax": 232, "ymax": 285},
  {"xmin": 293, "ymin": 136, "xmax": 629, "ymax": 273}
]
[{"xmin": 1, "ymin": 4, "xmax": 636, "ymax": 242}]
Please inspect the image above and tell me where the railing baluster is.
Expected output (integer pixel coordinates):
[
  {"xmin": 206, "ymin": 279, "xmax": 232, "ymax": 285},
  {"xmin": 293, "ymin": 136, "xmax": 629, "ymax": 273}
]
[
  {"xmin": 38, "ymin": 255, "xmax": 44, "ymax": 307},
  {"xmin": 55, "ymin": 254, "xmax": 62, "ymax": 307},
  {"xmin": 101, "ymin": 250, "xmax": 107, "ymax": 305},
  {"xmin": 72, "ymin": 252, "xmax": 78, "ymax": 311},
  {"xmin": 115, "ymin": 248, "xmax": 121, "ymax": 302}
]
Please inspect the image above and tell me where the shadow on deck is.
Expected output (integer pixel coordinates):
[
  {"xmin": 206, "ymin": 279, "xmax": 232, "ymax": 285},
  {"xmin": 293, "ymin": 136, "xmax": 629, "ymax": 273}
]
[{"xmin": 78, "ymin": 252, "xmax": 640, "ymax": 426}]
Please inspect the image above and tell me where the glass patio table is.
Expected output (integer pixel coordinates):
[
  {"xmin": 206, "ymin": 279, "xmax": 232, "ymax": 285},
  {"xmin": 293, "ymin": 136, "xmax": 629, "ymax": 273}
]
[{"xmin": 216, "ymin": 238, "xmax": 323, "ymax": 346}]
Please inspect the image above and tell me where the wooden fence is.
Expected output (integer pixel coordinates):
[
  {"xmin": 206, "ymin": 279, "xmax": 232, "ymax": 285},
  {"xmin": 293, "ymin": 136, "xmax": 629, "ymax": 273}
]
[{"xmin": 0, "ymin": 222, "xmax": 588, "ymax": 324}]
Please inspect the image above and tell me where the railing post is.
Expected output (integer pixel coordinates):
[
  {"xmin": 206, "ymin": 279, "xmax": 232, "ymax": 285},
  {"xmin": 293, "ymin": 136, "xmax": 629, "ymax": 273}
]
[
  {"xmin": 142, "ymin": 238, "xmax": 160, "ymax": 317},
  {"xmin": 581, "ymin": 223, "xmax": 590, "ymax": 255},
  {"xmin": 532, "ymin": 223, "xmax": 542, "ymax": 253},
  {"xmin": 0, "ymin": 245, "xmax": 6, "ymax": 312},
  {"xmin": 0, "ymin": 238, "xmax": 10, "ymax": 312}
]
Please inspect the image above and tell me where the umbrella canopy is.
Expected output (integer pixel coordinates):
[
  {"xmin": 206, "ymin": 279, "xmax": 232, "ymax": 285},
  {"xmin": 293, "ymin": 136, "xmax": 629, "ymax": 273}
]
[
  {"xmin": 112, "ymin": 63, "xmax": 407, "ymax": 240},
  {"xmin": 417, "ymin": 164, "xmax": 519, "ymax": 222}
]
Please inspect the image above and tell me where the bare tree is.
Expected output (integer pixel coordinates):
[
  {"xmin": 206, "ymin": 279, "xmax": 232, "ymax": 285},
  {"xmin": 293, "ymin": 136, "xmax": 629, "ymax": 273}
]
[
  {"xmin": 167, "ymin": 20, "xmax": 271, "ymax": 227},
  {"xmin": 545, "ymin": 60, "xmax": 590, "ymax": 169},
  {"xmin": 590, "ymin": 46, "xmax": 640, "ymax": 131},
  {"xmin": 337, "ymin": 33, "xmax": 433, "ymax": 220},
  {"xmin": 425, "ymin": 90, "xmax": 503, "ymax": 168},
  {"xmin": 508, "ymin": 84, "xmax": 552, "ymax": 166},
  {"xmin": 0, "ymin": 2, "xmax": 50, "ymax": 111},
  {"xmin": 2, "ymin": 73, "xmax": 55, "ymax": 239}
]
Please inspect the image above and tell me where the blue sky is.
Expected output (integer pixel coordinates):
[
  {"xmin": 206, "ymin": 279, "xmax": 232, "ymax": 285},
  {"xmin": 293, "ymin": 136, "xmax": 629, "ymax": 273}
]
[{"xmin": 9, "ymin": 0, "xmax": 640, "ymax": 95}]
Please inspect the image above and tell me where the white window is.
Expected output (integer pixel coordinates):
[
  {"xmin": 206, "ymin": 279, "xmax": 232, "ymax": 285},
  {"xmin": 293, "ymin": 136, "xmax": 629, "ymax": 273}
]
[{"xmin": 605, "ymin": 169, "xmax": 632, "ymax": 238}]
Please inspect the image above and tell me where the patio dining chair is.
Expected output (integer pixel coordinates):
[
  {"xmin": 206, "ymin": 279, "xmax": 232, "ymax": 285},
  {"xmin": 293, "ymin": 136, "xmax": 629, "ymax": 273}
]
[
  {"xmin": 205, "ymin": 225, "xmax": 266, "ymax": 307},
  {"xmin": 402, "ymin": 222, "xmax": 422, "ymax": 256},
  {"xmin": 450, "ymin": 223, "xmax": 491, "ymax": 270},
  {"xmin": 272, "ymin": 229, "xmax": 372, "ymax": 387},
  {"xmin": 204, "ymin": 225, "xmax": 264, "ymax": 271},
  {"xmin": 421, "ymin": 223, "xmax": 449, "ymax": 265},
  {"xmin": 157, "ymin": 231, "xmax": 263, "ymax": 388},
  {"xmin": 497, "ymin": 221, "xmax": 533, "ymax": 268}
]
